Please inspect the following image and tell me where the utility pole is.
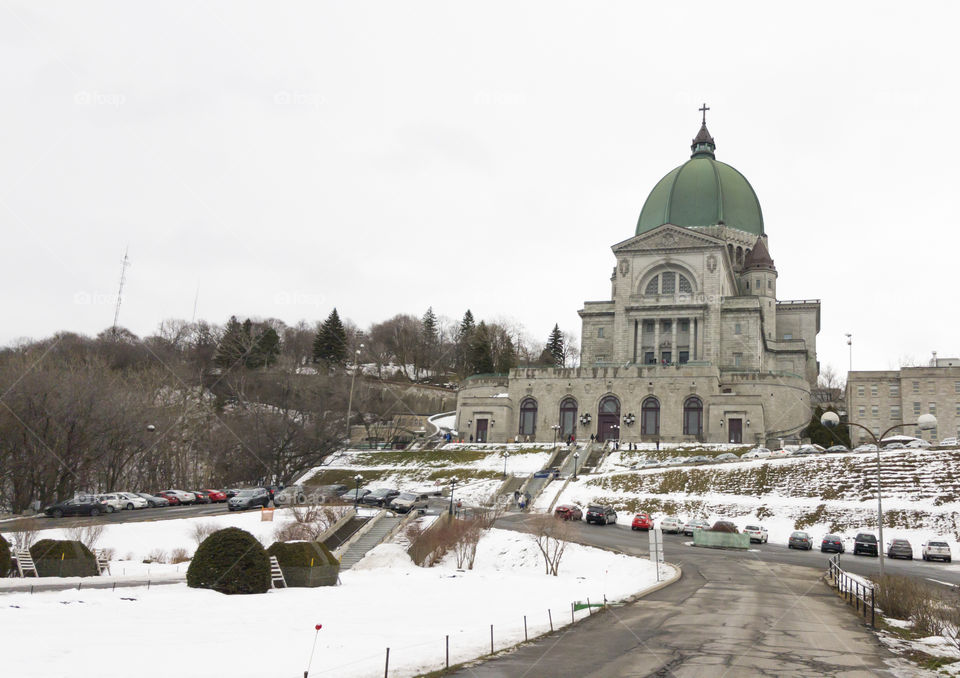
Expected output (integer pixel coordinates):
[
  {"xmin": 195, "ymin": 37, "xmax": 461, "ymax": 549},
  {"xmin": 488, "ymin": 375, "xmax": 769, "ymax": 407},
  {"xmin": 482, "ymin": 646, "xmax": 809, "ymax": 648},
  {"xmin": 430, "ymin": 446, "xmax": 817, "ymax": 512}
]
[{"xmin": 112, "ymin": 247, "xmax": 130, "ymax": 335}]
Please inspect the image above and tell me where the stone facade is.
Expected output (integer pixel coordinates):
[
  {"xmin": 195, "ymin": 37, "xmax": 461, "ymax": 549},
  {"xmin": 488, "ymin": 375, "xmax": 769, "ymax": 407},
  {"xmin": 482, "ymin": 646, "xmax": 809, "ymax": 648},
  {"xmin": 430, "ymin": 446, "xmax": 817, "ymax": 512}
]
[{"xmin": 846, "ymin": 365, "xmax": 960, "ymax": 446}]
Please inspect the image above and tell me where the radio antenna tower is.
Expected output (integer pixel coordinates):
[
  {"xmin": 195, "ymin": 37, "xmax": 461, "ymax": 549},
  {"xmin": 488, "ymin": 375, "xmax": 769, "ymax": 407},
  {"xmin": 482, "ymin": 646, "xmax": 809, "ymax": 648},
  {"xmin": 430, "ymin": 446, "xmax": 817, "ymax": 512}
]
[{"xmin": 112, "ymin": 247, "xmax": 130, "ymax": 335}]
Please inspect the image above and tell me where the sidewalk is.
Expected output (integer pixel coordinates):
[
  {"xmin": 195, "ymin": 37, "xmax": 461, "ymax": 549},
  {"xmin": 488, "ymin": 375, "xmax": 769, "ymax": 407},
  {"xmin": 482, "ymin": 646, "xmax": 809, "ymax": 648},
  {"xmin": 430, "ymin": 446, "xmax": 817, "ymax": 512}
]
[{"xmin": 0, "ymin": 572, "xmax": 184, "ymax": 593}]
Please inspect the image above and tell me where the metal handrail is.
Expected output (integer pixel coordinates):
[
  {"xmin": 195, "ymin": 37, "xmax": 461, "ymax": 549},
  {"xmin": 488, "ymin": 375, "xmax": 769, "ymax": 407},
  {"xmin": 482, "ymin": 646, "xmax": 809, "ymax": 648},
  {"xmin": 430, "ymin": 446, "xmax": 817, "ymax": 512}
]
[{"xmin": 825, "ymin": 554, "xmax": 875, "ymax": 627}]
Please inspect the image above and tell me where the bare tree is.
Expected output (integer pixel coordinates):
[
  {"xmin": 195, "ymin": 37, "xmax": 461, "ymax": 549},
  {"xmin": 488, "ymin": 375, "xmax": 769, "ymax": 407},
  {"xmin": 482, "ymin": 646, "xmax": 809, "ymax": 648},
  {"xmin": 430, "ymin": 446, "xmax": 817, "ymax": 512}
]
[{"xmin": 530, "ymin": 512, "xmax": 572, "ymax": 576}]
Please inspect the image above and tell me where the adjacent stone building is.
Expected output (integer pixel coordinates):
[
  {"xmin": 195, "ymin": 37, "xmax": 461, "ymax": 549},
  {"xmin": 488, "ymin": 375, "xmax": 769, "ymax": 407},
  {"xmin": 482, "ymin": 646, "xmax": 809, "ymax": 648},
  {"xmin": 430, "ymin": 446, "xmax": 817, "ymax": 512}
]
[
  {"xmin": 846, "ymin": 361, "xmax": 960, "ymax": 446},
  {"xmin": 456, "ymin": 113, "xmax": 821, "ymax": 446}
]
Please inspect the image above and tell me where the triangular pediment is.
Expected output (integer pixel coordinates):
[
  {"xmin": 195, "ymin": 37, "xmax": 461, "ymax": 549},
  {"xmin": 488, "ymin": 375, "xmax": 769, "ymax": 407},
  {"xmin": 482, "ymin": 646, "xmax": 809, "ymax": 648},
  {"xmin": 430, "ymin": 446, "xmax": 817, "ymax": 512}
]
[{"xmin": 612, "ymin": 224, "xmax": 725, "ymax": 253}]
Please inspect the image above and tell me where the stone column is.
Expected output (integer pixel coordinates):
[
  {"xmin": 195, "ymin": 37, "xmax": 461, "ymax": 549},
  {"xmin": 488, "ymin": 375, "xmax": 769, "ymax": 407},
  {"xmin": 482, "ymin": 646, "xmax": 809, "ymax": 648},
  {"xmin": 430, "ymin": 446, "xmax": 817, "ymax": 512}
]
[
  {"xmin": 653, "ymin": 319, "xmax": 660, "ymax": 365},
  {"xmin": 671, "ymin": 318, "xmax": 678, "ymax": 364}
]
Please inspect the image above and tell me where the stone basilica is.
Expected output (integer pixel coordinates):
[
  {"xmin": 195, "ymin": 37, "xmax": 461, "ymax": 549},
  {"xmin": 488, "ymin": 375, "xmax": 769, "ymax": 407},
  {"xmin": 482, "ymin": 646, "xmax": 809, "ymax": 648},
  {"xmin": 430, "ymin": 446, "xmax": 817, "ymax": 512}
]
[{"xmin": 456, "ymin": 111, "xmax": 820, "ymax": 446}]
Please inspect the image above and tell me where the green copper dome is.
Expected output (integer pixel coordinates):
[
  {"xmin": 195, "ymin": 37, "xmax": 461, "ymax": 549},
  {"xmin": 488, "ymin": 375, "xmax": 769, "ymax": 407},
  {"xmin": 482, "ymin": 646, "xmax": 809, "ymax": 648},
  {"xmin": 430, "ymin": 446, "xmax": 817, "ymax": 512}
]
[{"xmin": 636, "ymin": 123, "xmax": 764, "ymax": 236}]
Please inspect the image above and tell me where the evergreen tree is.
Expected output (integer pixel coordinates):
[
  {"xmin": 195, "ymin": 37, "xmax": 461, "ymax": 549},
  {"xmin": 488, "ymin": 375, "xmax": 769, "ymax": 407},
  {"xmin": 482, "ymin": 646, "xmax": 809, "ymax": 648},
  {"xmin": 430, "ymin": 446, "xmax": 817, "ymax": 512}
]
[
  {"xmin": 801, "ymin": 406, "xmax": 851, "ymax": 448},
  {"xmin": 420, "ymin": 306, "xmax": 439, "ymax": 374},
  {"xmin": 250, "ymin": 327, "xmax": 281, "ymax": 368},
  {"xmin": 313, "ymin": 309, "xmax": 348, "ymax": 366},
  {"xmin": 468, "ymin": 322, "xmax": 495, "ymax": 374},
  {"xmin": 455, "ymin": 310, "xmax": 476, "ymax": 376},
  {"xmin": 422, "ymin": 307, "xmax": 438, "ymax": 345},
  {"xmin": 494, "ymin": 333, "xmax": 516, "ymax": 373},
  {"xmin": 215, "ymin": 316, "xmax": 249, "ymax": 368},
  {"xmin": 546, "ymin": 324, "xmax": 565, "ymax": 367}
]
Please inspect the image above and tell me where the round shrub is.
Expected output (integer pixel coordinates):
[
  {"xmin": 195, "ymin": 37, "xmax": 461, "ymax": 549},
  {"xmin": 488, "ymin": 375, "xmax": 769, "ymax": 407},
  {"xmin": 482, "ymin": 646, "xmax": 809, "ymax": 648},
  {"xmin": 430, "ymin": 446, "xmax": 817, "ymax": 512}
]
[
  {"xmin": 0, "ymin": 533, "xmax": 10, "ymax": 577},
  {"xmin": 266, "ymin": 540, "xmax": 339, "ymax": 588},
  {"xmin": 30, "ymin": 539, "xmax": 98, "ymax": 577},
  {"xmin": 187, "ymin": 527, "xmax": 270, "ymax": 595}
]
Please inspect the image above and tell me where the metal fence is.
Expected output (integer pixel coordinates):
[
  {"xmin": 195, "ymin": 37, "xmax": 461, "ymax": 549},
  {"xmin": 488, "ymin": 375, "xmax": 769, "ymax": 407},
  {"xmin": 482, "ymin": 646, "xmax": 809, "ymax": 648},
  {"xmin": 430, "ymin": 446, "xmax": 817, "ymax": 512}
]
[{"xmin": 825, "ymin": 554, "xmax": 875, "ymax": 627}]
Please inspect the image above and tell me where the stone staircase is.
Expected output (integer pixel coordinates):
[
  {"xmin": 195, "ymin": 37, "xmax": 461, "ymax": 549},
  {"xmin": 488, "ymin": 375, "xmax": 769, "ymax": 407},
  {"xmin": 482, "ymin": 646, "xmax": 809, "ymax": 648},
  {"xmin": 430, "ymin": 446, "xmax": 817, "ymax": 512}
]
[{"xmin": 337, "ymin": 515, "xmax": 404, "ymax": 570}]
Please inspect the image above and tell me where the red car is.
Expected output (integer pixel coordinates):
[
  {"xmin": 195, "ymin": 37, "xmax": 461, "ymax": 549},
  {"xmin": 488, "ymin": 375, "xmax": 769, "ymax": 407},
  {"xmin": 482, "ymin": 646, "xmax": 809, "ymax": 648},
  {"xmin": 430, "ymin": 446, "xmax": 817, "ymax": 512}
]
[
  {"xmin": 203, "ymin": 489, "xmax": 227, "ymax": 503},
  {"xmin": 631, "ymin": 512, "xmax": 653, "ymax": 531},
  {"xmin": 554, "ymin": 505, "xmax": 582, "ymax": 521},
  {"xmin": 157, "ymin": 491, "xmax": 181, "ymax": 506},
  {"xmin": 192, "ymin": 490, "xmax": 212, "ymax": 504}
]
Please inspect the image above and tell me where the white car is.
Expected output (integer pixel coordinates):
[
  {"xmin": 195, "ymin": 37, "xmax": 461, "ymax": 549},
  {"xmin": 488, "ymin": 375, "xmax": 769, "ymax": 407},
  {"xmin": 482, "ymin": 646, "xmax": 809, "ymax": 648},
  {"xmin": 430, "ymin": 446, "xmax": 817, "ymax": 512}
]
[
  {"xmin": 660, "ymin": 516, "xmax": 683, "ymax": 533},
  {"xmin": 921, "ymin": 540, "xmax": 952, "ymax": 562},
  {"xmin": 95, "ymin": 494, "xmax": 125, "ymax": 513},
  {"xmin": 742, "ymin": 447, "xmax": 772, "ymax": 459},
  {"xmin": 117, "ymin": 492, "xmax": 148, "ymax": 510},
  {"xmin": 769, "ymin": 449, "xmax": 790, "ymax": 458},
  {"xmin": 743, "ymin": 524, "xmax": 769, "ymax": 543},
  {"xmin": 853, "ymin": 444, "xmax": 878, "ymax": 453},
  {"xmin": 159, "ymin": 489, "xmax": 197, "ymax": 504},
  {"xmin": 906, "ymin": 439, "xmax": 931, "ymax": 449}
]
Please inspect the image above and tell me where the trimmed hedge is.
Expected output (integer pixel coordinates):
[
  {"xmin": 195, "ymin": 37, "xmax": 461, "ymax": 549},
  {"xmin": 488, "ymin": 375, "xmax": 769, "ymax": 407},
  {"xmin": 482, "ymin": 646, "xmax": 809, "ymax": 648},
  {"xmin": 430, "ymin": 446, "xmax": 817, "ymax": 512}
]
[
  {"xmin": 0, "ymin": 534, "xmax": 10, "ymax": 577},
  {"xmin": 266, "ymin": 541, "xmax": 340, "ymax": 588},
  {"xmin": 187, "ymin": 527, "xmax": 270, "ymax": 595},
  {"xmin": 30, "ymin": 539, "xmax": 98, "ymax": 577}
]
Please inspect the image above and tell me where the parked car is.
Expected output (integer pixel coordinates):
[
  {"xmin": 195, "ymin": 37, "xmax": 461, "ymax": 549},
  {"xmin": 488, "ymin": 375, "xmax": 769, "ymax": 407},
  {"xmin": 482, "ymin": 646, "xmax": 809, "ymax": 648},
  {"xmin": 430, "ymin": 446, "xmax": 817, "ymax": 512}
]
[
  {"xmin": 820, "ymin": 534, "xmax": 845, "ymax": 553},
  {"xmin": 390, "ymin": 492, "xmax": 430, "ymax": 514},
  {"xmin": 585, "ymin": 505, "xmax": 617, "ymax": 525},
  {"xmin": 136, "ymin": 492, "xmax": 170, "ymax": 508},
  {"xmin": 788, "ymin": 531, "xmax": 813, "ymax": 550},
  {"xmin": 921, "ymin": 540, "xmax": 952, "ymax": 562},
  {"xmin": 631, "ymin": 512, "xmax": 653, "ymax": 531},
  {"xmin": 769, "ymin": 449, "xmax": 790, "ymax": 458},
  {"xmin": 227, "ymin": 487, "xmax": 271, "ymax": 511},
  {"xmin": 159, "ymin": 489, "xmax": 196, "ymax": 504},
  {"xmin": 554, "ymin": 505, "xmax": 582, "ymax": 521},
  {"xmin": 742, "ymin": 447, "xmax": 771, "ymax": 459},
  {"xmin": 906, "ymin": 439, "xmax": 931, "ymax": 449},
  {"xmin": 361, "ymin": 488, "xmax": 401, "ymax": 507},
  {"xmin": 826, "ymin": 445, "xmax": 849, "ymax": 453},
  {"xmin": 315, "ymin": 484, "xmax": 350, "ymax": 501},
  {"xmin": 43, "ymin": 496, "xmax": 108, "ymax": 518},
  {"xmin": 273, "ymin": 485, "xmax": 309, "ymax": 507},
  {"xmin": 342, "ymin": 488, "xmax": 371, "ymax": 504},
  {"xmin": 682, "ymin": 519, "xmax": 711, "ymax": 536},
  {"xmin": 743, "ymin": 525, "xmax": 769, "ymax": 543},
  {"xmin": 192, "ymin": 490, "xmax": 212, "ymax": 504},
  {"xmin": 96, "ymin": 494, "xmax": 126, "ymax": 513},
  {"xmin": 853, "ymin": 532, "xmax": 879, "ymax": 557},
  {"xmin": 203, "ymin": 489, "xmax": 227, "ymax": 503},
  {"xmin": 117, "ymin": 492, "xmax": 149, "ymax": 510},
  {"xmin": 224, "ymin": 488, "xmax": 240, "ymax": 499},
  {"xmin": 715, "ymin": 453, "xmax": 739, "ymax": 462},
  {"xmin": 883, "ymin": 442, "xmax": 906, "ymax": 450},
  {"xmin": 887, "ymin": 538, "xmax": 914, "ymax": 559},
  {"xmin": 939, "ymin": 437, "xmax": 959, "ymax": 447},
  {"xmin": 157, "ymin": 491, "xmax": 182, "ymax": 506},
  {"xmin": 853, "ymin": 444, "xmax": 878, "ymax": 453},
  {"xmin": 660, "ymin": 516, "xmax": 683, "ymax": 533}
]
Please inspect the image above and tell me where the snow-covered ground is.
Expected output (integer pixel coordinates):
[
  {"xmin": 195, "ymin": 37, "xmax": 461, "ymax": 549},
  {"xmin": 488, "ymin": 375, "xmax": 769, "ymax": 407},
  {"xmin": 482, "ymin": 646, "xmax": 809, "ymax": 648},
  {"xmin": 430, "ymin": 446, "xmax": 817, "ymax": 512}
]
[{"xmin": 1, "ymin": 528, "xmax": 669, "ymax": 678}]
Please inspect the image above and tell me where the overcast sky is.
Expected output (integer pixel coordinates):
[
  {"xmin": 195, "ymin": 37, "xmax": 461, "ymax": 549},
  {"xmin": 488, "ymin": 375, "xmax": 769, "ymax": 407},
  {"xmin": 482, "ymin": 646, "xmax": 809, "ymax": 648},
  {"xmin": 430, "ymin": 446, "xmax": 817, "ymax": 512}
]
[{"xmin": 1, "ymin": 1, "xmax": 957, "ymax": 374}]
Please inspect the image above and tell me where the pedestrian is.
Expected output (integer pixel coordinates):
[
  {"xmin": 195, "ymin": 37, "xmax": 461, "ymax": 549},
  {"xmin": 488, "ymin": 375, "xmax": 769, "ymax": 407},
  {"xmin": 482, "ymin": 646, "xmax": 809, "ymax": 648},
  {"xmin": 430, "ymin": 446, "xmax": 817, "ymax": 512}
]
[
  {"xmin": 518, "ymin": 495, "xmax": 526, "ymax": 510},
  {"xmin": 514, "ymin": 490, "xmax": 520, "ymax": 503},
  {"xmin": 590, "ymin": 433, "xmax": 595, "ymax": 443},
  {"xmin": 470, "ymin": 434, "xmax": 474, "ymax": 443},
  {"xmin": 656, "ymin": 438, "xmax": 660, "ymax": 451}
]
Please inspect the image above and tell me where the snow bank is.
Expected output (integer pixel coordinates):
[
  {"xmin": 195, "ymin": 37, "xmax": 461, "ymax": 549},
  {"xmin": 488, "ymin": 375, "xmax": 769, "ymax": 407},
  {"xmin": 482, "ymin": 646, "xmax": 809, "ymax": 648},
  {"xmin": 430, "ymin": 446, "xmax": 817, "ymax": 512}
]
[{"xmin": 352, "ymin": 543, "xmax": 417, "ymax": 571}]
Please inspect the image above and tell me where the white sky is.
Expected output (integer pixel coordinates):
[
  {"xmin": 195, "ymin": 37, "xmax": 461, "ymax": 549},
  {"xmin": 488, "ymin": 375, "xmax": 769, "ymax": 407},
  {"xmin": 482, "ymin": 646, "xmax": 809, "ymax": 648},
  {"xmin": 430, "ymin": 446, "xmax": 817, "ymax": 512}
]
[{"xmin": 1, "ymin": 1, "xmax": 957, "ymax": 374}]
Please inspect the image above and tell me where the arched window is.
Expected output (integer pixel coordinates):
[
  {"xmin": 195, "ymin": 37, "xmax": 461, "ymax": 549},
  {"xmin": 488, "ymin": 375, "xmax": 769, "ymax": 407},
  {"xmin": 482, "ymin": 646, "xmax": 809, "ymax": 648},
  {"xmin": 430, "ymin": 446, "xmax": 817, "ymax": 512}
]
[
  {"xmin": 736, "ymin": 246, "xmax": 743, "ymax": 265},
  {"xmin": 683, "ymin": 396, "xmax": 703, "ymax": 437},
  {"xmin": 600, "ymin": 396, "xmax": 620, "ymax": 414},
  {"xmin": 559, "ymin": 397, "xmax": 578, "ymax": 438},
  {"xmin": 645, "ymin": 277, "xmax": 658, "ymax": 295},
  {"xmin": 518, "ymin": 398, "xmax": 537, "ymax": 437},
  {"xmin": 728, "ymin": 243, "xmax": 734, "ymax": 260},
  {"xmin": 678, "ymin": 275, "xmax": 692, "ymax": 293},
  {"xmin": 597, "ymin": 395, "xmax": 621, "ymax": 442},
  {"xmin": 641, "ymin": 397, "xmax": 660, "ymax": 436},
  {"xmin": 643, "ymin": 271, "xmax": 694, "ymax": 295}
]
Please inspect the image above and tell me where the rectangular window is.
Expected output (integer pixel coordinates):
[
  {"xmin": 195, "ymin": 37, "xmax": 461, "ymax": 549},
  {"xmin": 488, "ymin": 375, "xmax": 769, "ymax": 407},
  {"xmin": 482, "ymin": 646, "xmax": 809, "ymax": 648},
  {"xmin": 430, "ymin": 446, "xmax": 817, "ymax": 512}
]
[
  {"xmin": 745, "ymin": 281, "xmax": 750, "ymax": 290},
  {"xmin": 644, "ymin": 320, "xmax": 654, "ymax": 332},
  {"xmin": 660, "ymin": 351, "xmax": 672, "ymax": 364},
  {"xmin": 679, "ymin": 350, "xmax": 689, "ymax": 364},
  {"xmin": 767, "ymin": 279, "xmax": 772, "ymax": 289},
  {"xmin": 783, "ymin": 333, "xmax": 793, "ymax": 340},
  {"xmin": 857, "ymin": 385, "xmax": 865, "ymax": 397},
  {"xmin": 733, "ymin": 352, "xmax": 742, "ymax": 368},
  {"xmin": 929, "ymin": 402, "xmax": 937, "ymax": 415},
  {"xmin": 597, "ymin": 327, "xmax": 604, "ymax": 338},
  {"xmin": 955, "ymin": 402, "xmax": 960, "ymax": 417},
  {"xmin": 643, "ymin": 351, "xmax": 655, "ymax": 365},
  {"xmin": 871, "ymin": 405, "xmax": 879, "ymax": 417},
  {"xmin": 890, "ymin": 405, "xmax": 901, "ymax": 420},
  {"xmin": 679, "ymin": 319, "xmax": 690, "ymax": 332},
  {"xmin": 913, "ymin": 402, "xmax": 921, "ymax": 416},
  {"xmin": 661, "ymin": 319, "xmax": 672, "ymax": 333},
  {"xmin": 913, "ymin": 381, "xmax": 920, "ymax": 393},
  {"xmin": 734, "ymin": 323, "xmax": 742, "ymax": 335},
  {"xmin": 871, "ymin": 384, "xmax": 878, "ymax": 397},
  {"xmin": 930, "ymin": 382, "xmax": 937, "ymax": 394},
  {"xmin": 755, "ymin": 278, "xmax": 761, "ymax": 289},
  {"xmin": 661, "ymin": 272, "xmax": 676, "ymax": 294},
  {"xmin": 858, "ymin": 406, "xmax": 866, "ymax": 418},
  {"xmin": 890, "ymin": 384, "xmax": 899, "ymax": 397}
]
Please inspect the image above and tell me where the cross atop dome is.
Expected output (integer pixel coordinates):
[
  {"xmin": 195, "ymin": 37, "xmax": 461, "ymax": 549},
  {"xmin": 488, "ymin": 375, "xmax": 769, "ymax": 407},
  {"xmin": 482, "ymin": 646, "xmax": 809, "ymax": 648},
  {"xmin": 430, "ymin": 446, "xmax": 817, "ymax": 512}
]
[
  {"xmin": 690, "ymin": 104, "xmax": 716, "ymax": 159},
  {"xmin": 699, "ymin": 102, "xmax": 710, "ymax": 125}
]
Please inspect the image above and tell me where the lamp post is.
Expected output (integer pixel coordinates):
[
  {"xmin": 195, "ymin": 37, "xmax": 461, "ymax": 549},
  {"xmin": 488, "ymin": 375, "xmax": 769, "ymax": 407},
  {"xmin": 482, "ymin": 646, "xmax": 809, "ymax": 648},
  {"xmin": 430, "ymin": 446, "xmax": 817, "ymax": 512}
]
[
  {"xmin": 820, "ymin": 410, "xmax": 937, "ymax": 577},
  {"xmin": 502, "ymin": 451, "xmax": 509, "ymax": 478},
  {"xmin": 573, "ymin": 452, "xmax": 580, "ymax": 480},
  {"xmin": 448, "ymin": 476, "xmax": 459, "ymax": 516},
  {"xmin": 845, "ymin": 333, "xmax": 852, "ymax": 373},
  {"xmin": 551, "ymin": 424, "xmax": 561, "ymax": 446},
  {"xmin": 611, "ymin": 424, "xmax": 620, "ymax": 444},
  {"xmin": 353, "ymin": 473, "xmax": 363, "ymax": 509},
  {"xmin": 345, "ymin": 343, "xmax": 364, "ymax": 450}
]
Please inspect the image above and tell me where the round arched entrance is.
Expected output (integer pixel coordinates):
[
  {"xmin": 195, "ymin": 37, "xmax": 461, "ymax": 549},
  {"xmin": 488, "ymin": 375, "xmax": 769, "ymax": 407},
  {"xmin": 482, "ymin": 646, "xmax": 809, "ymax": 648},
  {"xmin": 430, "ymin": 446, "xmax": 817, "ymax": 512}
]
[{"xmin": 596, "ymin": 395, "xmax": 621, "ymax": 442}]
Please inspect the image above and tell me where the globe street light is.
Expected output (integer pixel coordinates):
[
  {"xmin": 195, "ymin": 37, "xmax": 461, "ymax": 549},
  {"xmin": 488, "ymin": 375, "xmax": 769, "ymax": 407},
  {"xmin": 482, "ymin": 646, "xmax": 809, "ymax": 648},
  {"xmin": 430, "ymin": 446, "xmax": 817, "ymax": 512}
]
[
  {"xmin": 551, "ymin": 424, "xmax": 561, "ymax": 446},
  {"xmin": 448, "ymin": 476, "xmax": 459, "ymax": 516},
  {"xmin": 821, "ymin": 410, "xmax": 937, "ymax": 576},
  {"xmin": 353, "ymin": 473, "xmax": 363, "ymax": 509},
  {"xmin": 502, "ymin": 451, "xmax": 509, "ymax": 478},
  {"xmin": 573, "ymin": 452, "xmax": 580, "ymax": 480}
]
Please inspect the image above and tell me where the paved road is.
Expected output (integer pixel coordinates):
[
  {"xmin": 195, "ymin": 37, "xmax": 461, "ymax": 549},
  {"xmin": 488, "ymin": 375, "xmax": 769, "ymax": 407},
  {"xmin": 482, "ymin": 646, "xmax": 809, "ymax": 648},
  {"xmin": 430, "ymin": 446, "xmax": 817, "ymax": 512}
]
[
  {"xmin": 0, "ymin": 502, "xmax": 229, "ymax": 532},
  {"xmin": 451, "ymin": 515, "xmax": 912, "ymax": 677}
]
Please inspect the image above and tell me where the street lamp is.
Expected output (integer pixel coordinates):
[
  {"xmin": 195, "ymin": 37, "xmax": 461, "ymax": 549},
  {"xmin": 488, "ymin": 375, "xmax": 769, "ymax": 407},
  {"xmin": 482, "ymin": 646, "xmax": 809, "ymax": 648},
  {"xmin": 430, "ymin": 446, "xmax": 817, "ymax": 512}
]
[
  {"xmin": 353, "ymin": 473, "xmax": 363, "ymax": 509},
  {"xmin": 345, "ymin": 343, "xmax": 364, "ymax": 450},
  {"xmin": 448, "ymin": 476, "xmax": 459, "ymax": 516},
  {"xmin": 551, "ymin": 424, "xmax": 561, "ymax": 446},
  {"xmin": 502, "ymin": 451, "xmax": 509, "ymax": 478},
  {"xmin": 573, "ymin": 452, "xmax": 580, "ymax": 480},
  {"xmin": 821, "ymin": 410, "xmax": 937, "ymax": 576}
]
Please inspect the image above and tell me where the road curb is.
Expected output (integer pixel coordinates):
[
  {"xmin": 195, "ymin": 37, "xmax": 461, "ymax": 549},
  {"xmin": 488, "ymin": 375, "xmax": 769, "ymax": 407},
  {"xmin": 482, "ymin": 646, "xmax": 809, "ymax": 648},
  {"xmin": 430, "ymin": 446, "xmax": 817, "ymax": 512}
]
[{"xmin": 625, "ymin": 563, "xmax": 682, "ymax": 602}]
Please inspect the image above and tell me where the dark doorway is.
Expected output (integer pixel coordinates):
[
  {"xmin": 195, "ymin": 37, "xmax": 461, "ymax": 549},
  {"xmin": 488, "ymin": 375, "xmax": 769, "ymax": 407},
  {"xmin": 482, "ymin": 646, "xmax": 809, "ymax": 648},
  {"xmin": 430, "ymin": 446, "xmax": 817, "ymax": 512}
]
[
  {"xmin": 728, "ymin": 418, "xmax": 742, "ymax": 444},
  {"xmin": 476, "ymin": 419, "xmax": 488, "ymax": 443},
  {"xmin": 597, "ymin": 396, "xmax": 620, "ymax": 442}
]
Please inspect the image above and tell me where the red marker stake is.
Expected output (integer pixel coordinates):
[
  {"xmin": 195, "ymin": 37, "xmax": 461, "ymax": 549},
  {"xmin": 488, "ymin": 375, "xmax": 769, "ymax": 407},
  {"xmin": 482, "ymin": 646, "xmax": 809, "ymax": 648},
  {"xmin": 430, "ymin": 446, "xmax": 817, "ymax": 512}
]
[{"xmin": 305, "ymin": 624, "xmax": 322, "ymax": 678}]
